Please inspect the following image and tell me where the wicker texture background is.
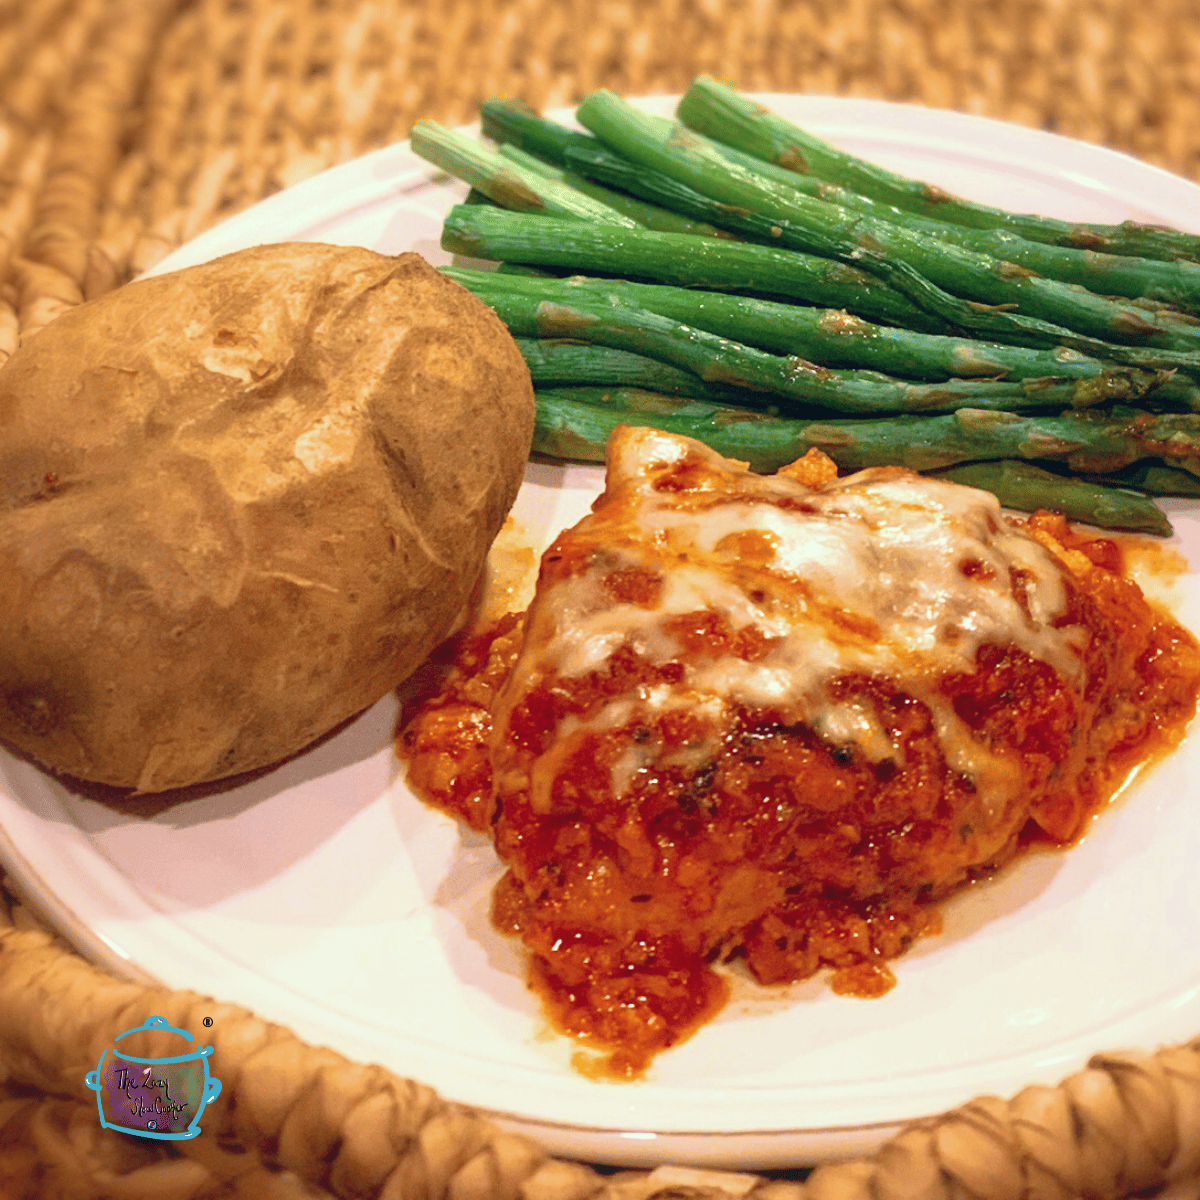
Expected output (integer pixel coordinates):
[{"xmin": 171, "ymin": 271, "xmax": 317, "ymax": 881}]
[{"xmin": 3, "ymin": 0, "xmax": 1200, "ymax": 1196}]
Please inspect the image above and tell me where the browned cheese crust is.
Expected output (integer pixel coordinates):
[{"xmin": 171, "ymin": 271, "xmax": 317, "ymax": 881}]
[{"xmin": 0, "ymin": 244, "xmax": 534, "ymax": 792}]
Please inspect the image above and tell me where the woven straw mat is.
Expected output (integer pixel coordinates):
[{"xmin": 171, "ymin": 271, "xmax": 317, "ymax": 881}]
[{"xmin": 3, "ymin": 0, "xmax": 1200, "ymax": 1197}]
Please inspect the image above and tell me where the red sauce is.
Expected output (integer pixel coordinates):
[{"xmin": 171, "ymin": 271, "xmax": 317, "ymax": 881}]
[
  {"xmin": 398, "ymin": 612, "xmax": 522, "ymax": 832},
  {"xmin": 398, "ymin": 494, "xmax": 1200, "ymax": 1080}
]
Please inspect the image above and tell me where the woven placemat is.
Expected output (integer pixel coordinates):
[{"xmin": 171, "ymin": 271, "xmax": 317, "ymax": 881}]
[{"xmin": 3, "ymin": 1, "xmax": 1200, "ymax": 1196}]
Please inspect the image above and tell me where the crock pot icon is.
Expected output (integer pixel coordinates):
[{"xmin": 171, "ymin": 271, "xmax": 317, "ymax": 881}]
[{"xmin": 85, "ymin": 1015, "xmax": 222, "ymax": 1140}]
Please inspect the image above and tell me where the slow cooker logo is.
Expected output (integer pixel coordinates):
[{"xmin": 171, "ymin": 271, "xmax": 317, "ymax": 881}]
[{"xmin": 84, "ymin": 1015, "xmax": 222, "ymax": 1140}]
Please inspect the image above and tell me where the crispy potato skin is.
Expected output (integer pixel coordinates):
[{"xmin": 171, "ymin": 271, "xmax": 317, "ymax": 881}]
[{"xmin": 0, "ymin": 244, "xmax": 534, "ymax": 792}]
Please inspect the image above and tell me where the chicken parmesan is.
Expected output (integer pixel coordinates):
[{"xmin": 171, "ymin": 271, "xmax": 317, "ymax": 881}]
[{"xmin": 400, "ymin": 427, "xmax": 1200, "ymax": 1078}]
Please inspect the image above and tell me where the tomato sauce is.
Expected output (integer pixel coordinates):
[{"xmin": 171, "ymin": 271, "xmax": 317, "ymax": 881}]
[{"xmin": 398, "ymin": 438, "xmax": 1200, "ymax": 1080}]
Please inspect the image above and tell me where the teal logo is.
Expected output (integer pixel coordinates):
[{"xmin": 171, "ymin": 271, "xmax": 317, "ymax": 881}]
[{"xmin": 84, "ymin": 1016, "xmax": 222, "ymax": 1140}]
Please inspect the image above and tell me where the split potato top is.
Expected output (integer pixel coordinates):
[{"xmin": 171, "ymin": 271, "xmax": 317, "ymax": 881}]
[{"xmin": 0, "ymin": 243, "xmax": 534, "ymax": 792}]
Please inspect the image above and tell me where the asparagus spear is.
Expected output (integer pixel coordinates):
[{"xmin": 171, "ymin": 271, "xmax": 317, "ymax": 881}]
[
  {"xmin": 517, "ymin": 337, "xmax": 748, "ymax": 400},
  {"xmin": 535, "ymin": 389, "xmax": 1200, "ymax": 475},
  {"xmin": 695, "ymin": 136, "xmax": 1200, "ymax": 315},
  {"xmin": 496, "ymin": 143, "xmax": 733, "ymax": 237},
  {"xmin": 485, "ymin": 98, "xmax": 875, "ymax": 226},
  {"xmin": 534, "ymin": 386, "xmax": 839, "ymax": 469},
  {"xmin": 560, "ymin": 134, "xmax": 1200, "ymax": 374},
  {"xmin": 481, "ymin": 97, "xmax": 597, "ymax": 167},
  {"xmin": 535, "ymin": 390, "xmax": 1175, "ymax": 533},
  {"xmin": 483, "ymin": 100, "xmax": 1200, "ymax": 312},
  {"xmin": 518, "ymin": 335, "xmax": 1149, "ymax": 411},
  {"xmin": 441, "ymin": 204, "xmax": 950, "ymax": 332},
  {"xmin": 928, "ymin": 460, "xmax": 1171, "ymax": 535},
  {"xmin": 811, "ymin": 406, "xmax": 1200, "ymax": 473},
  {"xmin": 477, "ymin": 286, "xmax": 1133, "ymax": 415},
  {"xmin": 474, "ymin": 101, "xmax": 1200, "ymax": 385},
  {"xmin": 1079, "ymin": 460, "xmax": 1200, "ymax": 496},
  {"xmin": 446, "ymin": 265, "xmax": 1169, "ymax": 402},
  {"xmin": 574, "ymin": 89, "xmax": 1200, "ymax": 353},
  {"xmin": 676, "ymin": 76, "xmax": 1200, "ymax": 264},
  {"xmin": 443, "ymin": 205, "xmax": 1200, "ymax": 379},
  {"xmin": 409, "ymin": 119, "xmax": 638, "ymax": 225}
]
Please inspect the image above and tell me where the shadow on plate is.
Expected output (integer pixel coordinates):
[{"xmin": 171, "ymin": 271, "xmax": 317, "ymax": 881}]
[
  {"xmin": 0, "ymin": 694, "xmax": 406, "ymax": 914},
  {"xmin": 40, "ymin": 694, "xmax": 403, "ymax": 830}
]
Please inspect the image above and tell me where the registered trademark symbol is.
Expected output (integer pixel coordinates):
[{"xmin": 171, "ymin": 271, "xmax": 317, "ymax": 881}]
[{"xmin": 202, "ymin": 1017, "xmax": 213, "ymax": 1028}]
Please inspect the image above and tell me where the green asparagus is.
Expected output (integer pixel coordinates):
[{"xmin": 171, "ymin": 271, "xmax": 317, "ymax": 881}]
[
  {"xmin": 442, "ymin": 205, "xmax": 1200, "ymax": 376},
  {"xmin": 517, "ymin": 337, "xmax": 747, "ymax": 400},
  {"xmin": 483, "ymin": 99, "xmax": 1200, "ymax": 312},
  {"xmin": 481, "ymin": 98, "xmax": 597, "ymax": 167},
  {"xmin": 441, "ymin": 204, "xmax": 950, "ymax": 332},
  {"xmin": 535, "ymin": 389, "xmax": 1200, "ymax": 475},
  {"xmin": 534, "ymin": 387, "xmax": 837, "ymax": 469},
  {"xmin": 441, "ymin": 89, "xmax": 1200, "ymax": 533},
  {"xmin": 928, "ymin": 460, "xmax": 1171, "ymax": 535},
  {"xmin": 476, "ymin": 285, "xmax": 1140, "ymax": 415},
  {"xmin": 534, "ymin": 389, "xmax": 1175, "ymax": 533},
  {"xmin": 446, "ymin": 265, "xmax": 1172, "ymax": 403},
  {"xmin": 1079, "ymin": 460, "xmax": 1200, "ymax": 497},
  {"xmin": 574, "ymin": 89, "xmax": 1200, "ymax": 352},
  {"xmin": 410, "ymin": 119, "xmax": 638, "ymax": 225},
  {"xmin": 676, "ymin": 76, "xmax": 1200, "ymax": 264},
  {"xmin": 495, "ymin": 143, "xmax": 733, "ymax": 237},
  {"xmin": 559, "ymin": 133, "xmax": 1200, "ymax": 371},
  {"xmin": 689, "ymin": 136, "xmax": 1200, "ymax": 315}
]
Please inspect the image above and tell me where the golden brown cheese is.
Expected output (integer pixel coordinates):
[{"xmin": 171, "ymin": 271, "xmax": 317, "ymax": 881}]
[{"xmin": 401, "ymin": 426, "xmax": 1200, "ymax": 1078}]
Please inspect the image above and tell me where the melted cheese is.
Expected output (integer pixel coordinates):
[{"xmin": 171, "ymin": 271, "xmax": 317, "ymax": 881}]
[{"xmin": 509, "ymin": 429, "xmax": 1090, "ymax": 813}]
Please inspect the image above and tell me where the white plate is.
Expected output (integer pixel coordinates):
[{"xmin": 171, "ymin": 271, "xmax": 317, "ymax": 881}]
[{"xmin": 4, "ymin": 96, "xmax": 1200, "ymax": 1171}]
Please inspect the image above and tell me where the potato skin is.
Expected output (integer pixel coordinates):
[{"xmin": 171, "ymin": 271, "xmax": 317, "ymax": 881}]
[{"xmin": 0, "ymin": 243, "xmax": 534, "ymax": 792}]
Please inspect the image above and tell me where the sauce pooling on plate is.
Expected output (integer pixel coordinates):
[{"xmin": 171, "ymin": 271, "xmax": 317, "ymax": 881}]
[{"xmin": 400, "ymin": 427, "xmax": 1200, "ymax": 1079}]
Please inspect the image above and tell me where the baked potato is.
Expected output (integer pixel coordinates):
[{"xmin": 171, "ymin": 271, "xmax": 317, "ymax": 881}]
[{"xmin": 0, "ymin": 242, "xmax": 534, "ymax": 792}]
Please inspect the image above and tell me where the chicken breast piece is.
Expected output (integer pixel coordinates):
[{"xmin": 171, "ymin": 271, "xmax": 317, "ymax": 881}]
[{"xmin": 405, "ymin": 426, "xmax": 1200, "ymax": 1077}]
